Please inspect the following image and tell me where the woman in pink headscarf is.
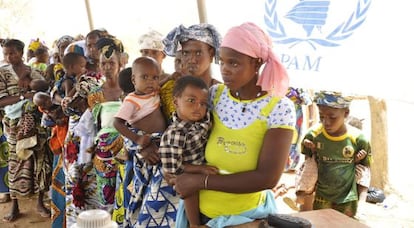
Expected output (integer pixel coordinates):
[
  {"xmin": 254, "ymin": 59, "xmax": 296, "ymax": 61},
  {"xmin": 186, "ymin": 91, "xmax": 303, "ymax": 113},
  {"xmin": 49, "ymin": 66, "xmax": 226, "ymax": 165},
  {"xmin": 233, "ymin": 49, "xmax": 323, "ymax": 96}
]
[{"xmin": 173, "ymin": 22, "xmax": 296, "ymax": 227}]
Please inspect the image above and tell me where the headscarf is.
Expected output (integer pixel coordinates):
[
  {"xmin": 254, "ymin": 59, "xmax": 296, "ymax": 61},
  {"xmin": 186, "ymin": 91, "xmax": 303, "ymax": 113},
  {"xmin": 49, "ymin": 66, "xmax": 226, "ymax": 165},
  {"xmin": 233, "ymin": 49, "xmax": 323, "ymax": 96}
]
[
  {"xmin": 28, "ymin": 38, "xmax": 45, "ymax": 52},
  {"xmin": 53, "ymin": 63, "xmax": 65, "ymax": 81},
  {"xmin": 56, "ymin": 35, "xmax": 75, "ymax": 48},
  {"xmin": 163, "ymin": 23, "xmax": 222, "ymax": 63},
  {"xmin": 314, "ymin": 91, "xmax": 353, "ymax": 108},
  {"xmin": 65, "ymin": 42, "xmax": 86, "ymax": 56},
  {"xmin": 221, "ymin": 22, "xmax": 288, "ymax": 96},
  {"xmin": 138, "ymin": 29, "xmax": 165, "ymax": 52},
  {"xmin": 96, "ymin": 37, "xmax": 124, "ymax": 59}
]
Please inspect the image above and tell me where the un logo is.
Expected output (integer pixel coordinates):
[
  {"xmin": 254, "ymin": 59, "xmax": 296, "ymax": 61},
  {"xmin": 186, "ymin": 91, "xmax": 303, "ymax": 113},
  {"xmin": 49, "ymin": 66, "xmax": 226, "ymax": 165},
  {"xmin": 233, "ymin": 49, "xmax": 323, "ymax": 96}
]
[{"xmin": 265, "ymin": 0, "xmax": 371, "ymax": 50}]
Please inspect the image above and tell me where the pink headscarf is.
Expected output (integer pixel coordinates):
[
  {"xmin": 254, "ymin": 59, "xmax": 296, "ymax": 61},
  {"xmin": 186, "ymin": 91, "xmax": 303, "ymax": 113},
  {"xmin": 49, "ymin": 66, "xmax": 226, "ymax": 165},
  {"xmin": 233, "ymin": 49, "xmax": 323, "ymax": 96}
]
[{"xmin": 221, "ymin": 22, "xmax": 289, "ymax": 96}]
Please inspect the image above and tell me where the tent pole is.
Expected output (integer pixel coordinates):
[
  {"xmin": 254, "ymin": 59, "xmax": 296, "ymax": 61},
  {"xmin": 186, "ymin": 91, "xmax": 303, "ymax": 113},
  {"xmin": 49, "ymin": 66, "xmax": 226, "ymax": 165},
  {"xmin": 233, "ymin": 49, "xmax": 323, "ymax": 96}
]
[
  {"xmin": 197, "ymin": 0, "xmax": 208, "ymax": 23},
  {"xmin": 84, "ymin": 0, "xmax": 94, "ymax": 30}
]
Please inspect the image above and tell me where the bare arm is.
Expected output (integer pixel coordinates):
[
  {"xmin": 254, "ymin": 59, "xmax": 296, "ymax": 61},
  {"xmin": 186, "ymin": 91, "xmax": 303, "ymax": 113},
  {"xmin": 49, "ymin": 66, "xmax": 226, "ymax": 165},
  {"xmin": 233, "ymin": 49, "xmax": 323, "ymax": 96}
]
[
  {"xmin": 113, "ymin": 117, "xmax": 150, "ymax": 146},
  {"xmin": 0, "ymin": 91, "xmax": 33, "ymax": 107},
  {"xmin": 63, "ymin": 79, "xmax": 74, "ymax": 98},
  {"xmin": 174, "ymin": 128, "xmax": 293, "ymax": 197}
]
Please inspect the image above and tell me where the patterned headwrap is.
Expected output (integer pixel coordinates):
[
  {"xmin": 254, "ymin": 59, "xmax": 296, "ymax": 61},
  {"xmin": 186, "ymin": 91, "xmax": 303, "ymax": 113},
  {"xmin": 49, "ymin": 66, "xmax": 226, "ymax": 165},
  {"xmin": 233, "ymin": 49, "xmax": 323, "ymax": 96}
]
[
  {"xmin": 221, "ymin": 22, "xmax": 289, "ymax": 96},
  {"xmin": 28, "ymin": 38, "xmax": 45, "ymax": 51},
  {"xmin": 65, "ymin": 43, "xmax": 85, "ymax": 56},
  {"xmin": 56, "ymin": 35, "xmax": 75, "ymax": 48},
  {"xmin": 163, "ymin": 23, "xmax": 222, "ymax": 63},
  {"xmin": 314, "ymin": 91, "xmax": 353, "ymax": 108},
  {"xmin": 138, "ymin": 30, "xmax": 165, "ymax": 52},
  {"xmin": 96, "ymin": 37, "xmax": 124, "ymax": 59},
  {"xmin": 53, "ymin": 63, "xmax": 65, "ymax": 81}
]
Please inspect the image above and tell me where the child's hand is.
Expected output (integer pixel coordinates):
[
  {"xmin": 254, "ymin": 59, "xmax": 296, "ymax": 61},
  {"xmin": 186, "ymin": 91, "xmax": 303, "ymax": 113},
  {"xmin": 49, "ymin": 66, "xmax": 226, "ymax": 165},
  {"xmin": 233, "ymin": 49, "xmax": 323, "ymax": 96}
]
[
  {"xmin": 170, "ymin": 71, "xmax": 182, "ymax": 80},
  {"xmin": 355, "ymin": 149, "xmax": 367, "ymax": 163},
  {"xmin": 164, "ymin": 172, "xmax": 176, "ymax": 186},
  {"xmin": 303, "ymin": 139, "xmax": 316, "ymax": 152},
  {"xmin": 140, "ymin": 142, "xmax": 160, "ymax": 165}
]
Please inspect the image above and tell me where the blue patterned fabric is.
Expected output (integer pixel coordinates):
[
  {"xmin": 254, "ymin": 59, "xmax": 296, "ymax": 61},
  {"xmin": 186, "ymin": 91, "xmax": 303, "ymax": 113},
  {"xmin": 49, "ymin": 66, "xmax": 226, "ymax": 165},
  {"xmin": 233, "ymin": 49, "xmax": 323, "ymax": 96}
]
[
  {"xmin": 51, "ymin": 154, "xmax": 66, "ymax": 228},
  {"xmin": 314, "ymin": 90, "xmax": 353, "ymax": 108},
  {"xmin": 124, "ymin": 128, "xmax": 179, "ymax": 227}
]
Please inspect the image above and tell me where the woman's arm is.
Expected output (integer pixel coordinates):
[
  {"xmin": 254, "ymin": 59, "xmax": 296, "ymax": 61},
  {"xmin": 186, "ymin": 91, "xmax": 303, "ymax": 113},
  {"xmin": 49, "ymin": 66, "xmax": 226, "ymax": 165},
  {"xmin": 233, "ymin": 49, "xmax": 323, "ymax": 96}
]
[
  {"xmin": 174, "ymin": 127, "xmax": 293, "ymax": 198},
  {"xmin": 0, "ymin": 91, "xmax": 33, "ymax": 107},
  {"xmin": 63, "ymin": 79, "xmax": 74, "ymax": 98}
]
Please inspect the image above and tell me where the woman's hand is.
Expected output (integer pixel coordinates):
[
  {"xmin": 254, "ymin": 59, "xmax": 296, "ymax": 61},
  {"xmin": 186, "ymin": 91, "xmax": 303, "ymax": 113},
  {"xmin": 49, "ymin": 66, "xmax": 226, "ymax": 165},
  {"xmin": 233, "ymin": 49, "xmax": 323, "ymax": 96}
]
[
  {"xmin": 60, "ymin": 96, "xmax": 72, "ymax": 110},
  {"xmin": 173, "ymin": 173, "xmax": 204, "ymax": 199}
]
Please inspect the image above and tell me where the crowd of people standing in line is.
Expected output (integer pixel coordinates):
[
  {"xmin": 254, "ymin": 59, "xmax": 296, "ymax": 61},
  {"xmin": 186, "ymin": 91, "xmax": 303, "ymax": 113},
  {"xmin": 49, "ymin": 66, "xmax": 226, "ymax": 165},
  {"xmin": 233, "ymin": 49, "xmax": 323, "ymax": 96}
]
[{"xmin": 0, "ymin": 21, "xmax": 371, "ymax": 228}]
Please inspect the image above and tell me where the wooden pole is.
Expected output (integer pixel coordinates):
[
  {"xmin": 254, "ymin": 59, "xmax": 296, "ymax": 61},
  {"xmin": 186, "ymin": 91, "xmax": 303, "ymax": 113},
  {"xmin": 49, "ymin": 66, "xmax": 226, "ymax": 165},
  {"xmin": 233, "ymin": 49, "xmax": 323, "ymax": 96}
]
[
  {"xmin": 84, "ymin": 0, "xmax": 94, "ymax": 31},
  {"xmin": 197, "ymin": 0, "xmax": 208, "ymax": 23},
  {"xmin": 368, "ymin": 96, "xmax": 389, "ymax": 190}
]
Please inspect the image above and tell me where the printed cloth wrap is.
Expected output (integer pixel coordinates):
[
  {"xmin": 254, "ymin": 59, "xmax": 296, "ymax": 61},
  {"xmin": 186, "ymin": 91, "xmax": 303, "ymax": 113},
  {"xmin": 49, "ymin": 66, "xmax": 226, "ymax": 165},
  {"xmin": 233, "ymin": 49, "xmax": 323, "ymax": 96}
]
[
  {"xmin": 163, "ymin": 23, "xmax": 222, "ymax": 63},
  {"xmin": 314, "ymin": 91, "xmax": 353, "ymax": 108}
]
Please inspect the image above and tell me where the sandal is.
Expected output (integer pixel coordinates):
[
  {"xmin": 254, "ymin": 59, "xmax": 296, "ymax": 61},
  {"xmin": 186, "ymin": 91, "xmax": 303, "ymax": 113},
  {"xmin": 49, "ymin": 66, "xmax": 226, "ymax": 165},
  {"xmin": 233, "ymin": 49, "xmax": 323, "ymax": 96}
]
[{"xmin": 283, "ymin": 196, "xmax": 300, "ymax": 211}]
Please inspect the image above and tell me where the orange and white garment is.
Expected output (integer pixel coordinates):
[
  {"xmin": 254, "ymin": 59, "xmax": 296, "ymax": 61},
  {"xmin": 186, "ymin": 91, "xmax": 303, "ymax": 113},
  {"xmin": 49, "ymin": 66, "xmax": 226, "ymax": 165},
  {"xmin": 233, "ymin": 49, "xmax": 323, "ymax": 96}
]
[{"xmin": 115, "ymin": 92, "xmax": 160, "ymax": 125}]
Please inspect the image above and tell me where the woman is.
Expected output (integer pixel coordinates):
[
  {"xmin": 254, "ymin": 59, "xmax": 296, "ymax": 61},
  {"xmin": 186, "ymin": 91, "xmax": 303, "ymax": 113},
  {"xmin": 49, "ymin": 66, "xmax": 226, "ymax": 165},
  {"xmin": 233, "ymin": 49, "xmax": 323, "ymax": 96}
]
[
  {"xmin": 174, "ymin": 22, "xmax": 296, "ymax": 227},
  {"xmin": 92, "ymin": 37, "xmax": 124, "ymax": 224},
  {"xmin": 0, "ymin": 39, "xmax": 52, "ymax": 222},
  {"xmin": 120, "ymin": 24, "xmax": 223, "ymax": 227},
  {"xmin": 62, "ymin": 74, "xmax": 100, "ymax": 227},
  {"xmin": 162, "ymin": 23, "xmax": 222, "ymax": 121},
  {"xmin": 138, "ymin": 29, "xmax": 169, "ymax": 81}
]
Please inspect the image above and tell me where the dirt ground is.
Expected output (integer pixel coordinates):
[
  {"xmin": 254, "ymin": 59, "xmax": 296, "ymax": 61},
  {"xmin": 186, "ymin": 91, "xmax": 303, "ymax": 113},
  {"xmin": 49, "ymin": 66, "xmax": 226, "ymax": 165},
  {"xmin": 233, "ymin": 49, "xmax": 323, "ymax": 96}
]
[
  {"xmin": 0, "ymin": 175, "xmax": 413, "ymax": 228},
  {"xmin": 0, "ymin": 99, "xmax": 413, "ymax": 228}
]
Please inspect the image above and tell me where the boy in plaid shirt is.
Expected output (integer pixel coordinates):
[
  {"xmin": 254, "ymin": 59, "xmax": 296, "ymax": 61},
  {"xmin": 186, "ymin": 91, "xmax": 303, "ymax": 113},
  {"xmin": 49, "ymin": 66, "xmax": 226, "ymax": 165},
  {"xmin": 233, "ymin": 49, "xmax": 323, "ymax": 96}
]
[{"xmin": 159, "ymin": 76, "xmax": 218, "ymax": 228}]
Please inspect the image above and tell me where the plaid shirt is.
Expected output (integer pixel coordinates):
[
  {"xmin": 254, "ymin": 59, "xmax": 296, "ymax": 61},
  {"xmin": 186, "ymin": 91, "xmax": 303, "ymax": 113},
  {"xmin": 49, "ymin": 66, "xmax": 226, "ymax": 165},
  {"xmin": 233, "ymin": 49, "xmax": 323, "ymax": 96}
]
[{"xmin": 159, "ymin": 111, "xmax": 212, "ymax": 175}]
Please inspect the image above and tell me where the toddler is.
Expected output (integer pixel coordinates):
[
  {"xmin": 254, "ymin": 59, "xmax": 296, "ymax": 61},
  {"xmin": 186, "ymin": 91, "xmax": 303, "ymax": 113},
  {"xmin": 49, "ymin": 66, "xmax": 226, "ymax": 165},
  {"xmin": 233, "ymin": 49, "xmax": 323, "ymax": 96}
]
[{"xmin": 159, "ymin": 76, "xmax": 218, "ymax": 228}]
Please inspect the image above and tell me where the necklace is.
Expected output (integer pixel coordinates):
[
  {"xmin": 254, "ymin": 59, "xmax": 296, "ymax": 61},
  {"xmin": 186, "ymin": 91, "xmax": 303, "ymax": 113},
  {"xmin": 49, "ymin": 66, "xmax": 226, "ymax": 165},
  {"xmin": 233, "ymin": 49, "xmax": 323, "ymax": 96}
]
[{"xmin": 235, "ymin": 91, "xmax": 263, "ymax": 112}]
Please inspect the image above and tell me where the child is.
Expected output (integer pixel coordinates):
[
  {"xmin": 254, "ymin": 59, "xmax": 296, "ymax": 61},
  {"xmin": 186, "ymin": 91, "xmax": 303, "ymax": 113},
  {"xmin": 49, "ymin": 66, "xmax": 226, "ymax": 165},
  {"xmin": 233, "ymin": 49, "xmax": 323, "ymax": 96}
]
[
  {"xmin": 114, "ymin": 56, "xmax": 165, "ymax": 153},
  {"xmin": 299, "ymin": 91, "xmax": 372, "ymax": 217},
  {"xmin": 52, "ymin": 52, "xmax": 87, "ymax": 104},
  {"xmin": 158, "ymin": 76, "xmax": 218, "ymax": 228},
  {"xmin": 30, "ymin": 47, "xmax": 49, "ymax": 75},
  {"xmin": 113, "ymin": 56, "xmax": 172, "ymax": 227},
  {"xmin": 33, "ymin": 91, "xmax": 68, "ymax": 154},
  {"xmin": 117, "ymin": 67, "xmax": 134, "ymax": 100},
  {"xmin": 112, "ymin": 66, "xmax": 134, "ymax": 224}
]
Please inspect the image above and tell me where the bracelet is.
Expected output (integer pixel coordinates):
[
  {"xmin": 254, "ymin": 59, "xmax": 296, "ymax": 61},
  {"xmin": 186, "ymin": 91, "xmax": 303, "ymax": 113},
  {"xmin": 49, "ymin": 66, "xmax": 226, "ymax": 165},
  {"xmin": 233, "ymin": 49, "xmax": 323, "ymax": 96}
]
[{"xmin": 204, "ymin": 174, "xmax": 209, "ymax": 189}]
